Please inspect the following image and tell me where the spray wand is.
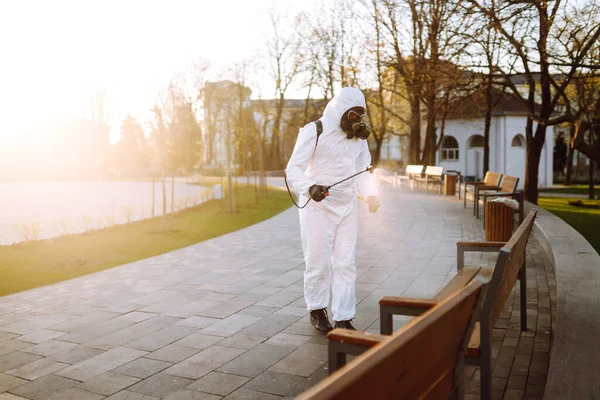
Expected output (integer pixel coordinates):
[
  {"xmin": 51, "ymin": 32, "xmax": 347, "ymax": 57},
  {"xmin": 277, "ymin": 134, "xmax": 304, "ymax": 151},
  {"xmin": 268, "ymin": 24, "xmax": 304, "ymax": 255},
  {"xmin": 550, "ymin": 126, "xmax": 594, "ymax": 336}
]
[{"xmin": 284, "ymin": 165, "xmax": 373, "ymax": 209}]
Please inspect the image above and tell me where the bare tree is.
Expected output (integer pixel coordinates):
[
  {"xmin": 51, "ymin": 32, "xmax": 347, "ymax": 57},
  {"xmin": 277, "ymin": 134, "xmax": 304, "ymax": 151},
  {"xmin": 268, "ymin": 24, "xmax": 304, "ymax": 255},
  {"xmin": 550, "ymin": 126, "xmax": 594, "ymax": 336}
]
[
  {"xmin": 376, "ymin": 0, "xmax": 425, "ymax": 164},
  {"xmin": 265, "ymin": 9, "xmax": 305, "ymax": 169},
  {"xmin": 467, "ymin": 0, "xmax": 600, "ymax": 203}
]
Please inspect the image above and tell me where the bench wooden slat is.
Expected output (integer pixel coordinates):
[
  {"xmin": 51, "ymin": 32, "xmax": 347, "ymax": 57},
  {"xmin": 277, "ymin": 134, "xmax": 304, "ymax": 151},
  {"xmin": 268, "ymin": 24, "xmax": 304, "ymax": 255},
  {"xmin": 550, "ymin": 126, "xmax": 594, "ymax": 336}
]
[
  {"xmin": 379, "ymin": 266, "xmax": 482, "ymax": 311},
  {"xmin": 467, "ymin": 322, "xmax": 481, "ymax": 357},
  {"xmin": 500, "ymin": 175, "xmax": 519, "ymax": 193},
  {"xmin": 436, "ymin": 266, "xmax": 481, "ymax": 298},
  {"xmin": 405, "ymin": 165, "xmax": 424, "ymax": 175}
]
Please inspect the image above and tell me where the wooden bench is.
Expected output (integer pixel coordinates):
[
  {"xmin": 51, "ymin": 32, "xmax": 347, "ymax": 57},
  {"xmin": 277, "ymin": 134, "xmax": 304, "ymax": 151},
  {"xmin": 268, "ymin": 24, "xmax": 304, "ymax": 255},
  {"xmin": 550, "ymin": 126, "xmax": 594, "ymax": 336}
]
[
  {"xmin": 476, "ymin": 175, "xmax": 520, "ymax": 222},
  {"xmin": 298, "ymin": 279, "xmax": 488, "ymax": 400},
  {"xmin": 396, "ymin": 165, "xmax": 424, "ymax": 188},
  {"xmin": 415, "ymin": 166, "xmax": 444, "ymax": 194},
  {"xmin": 463, "ymin": 171, "xmax": 503, "ymax": 213},
  {"xmin": 327, "ymin": 209, "xmax": 538, "ymax": 400}
]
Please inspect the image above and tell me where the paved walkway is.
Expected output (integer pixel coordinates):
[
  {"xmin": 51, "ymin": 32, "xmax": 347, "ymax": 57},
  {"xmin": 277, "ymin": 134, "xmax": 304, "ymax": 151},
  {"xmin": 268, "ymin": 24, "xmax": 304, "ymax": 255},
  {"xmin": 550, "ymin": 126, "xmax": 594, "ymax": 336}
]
[{"xmin": 0, "ymin": 186, "xmax": 555, "ymax": 399}]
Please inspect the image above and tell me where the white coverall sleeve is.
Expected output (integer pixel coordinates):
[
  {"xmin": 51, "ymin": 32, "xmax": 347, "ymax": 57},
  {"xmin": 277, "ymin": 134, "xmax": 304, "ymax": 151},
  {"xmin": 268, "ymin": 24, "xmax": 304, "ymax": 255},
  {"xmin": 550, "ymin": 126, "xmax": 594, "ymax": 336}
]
[
  {"xmin": 356, "ymin": 140, "xmax": 376, "ymax": 197},
  {"xmin": 285, "ymin": 125, "xmax": 318, "ymax": 196}
]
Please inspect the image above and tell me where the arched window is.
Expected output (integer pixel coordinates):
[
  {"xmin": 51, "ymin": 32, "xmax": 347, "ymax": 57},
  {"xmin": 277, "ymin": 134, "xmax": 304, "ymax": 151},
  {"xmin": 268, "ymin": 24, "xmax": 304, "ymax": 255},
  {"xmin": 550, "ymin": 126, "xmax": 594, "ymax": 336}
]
[
  {"xmin": 441, "ymin": 136, "xmax": 459, "ymax": 161},
  {"xmin": 511, "ymin": 134, "xmax": 525, "ymax": 147},
  {"xmin": 468, "ymin": 134, "xmax": 485, "ymax": 148}
]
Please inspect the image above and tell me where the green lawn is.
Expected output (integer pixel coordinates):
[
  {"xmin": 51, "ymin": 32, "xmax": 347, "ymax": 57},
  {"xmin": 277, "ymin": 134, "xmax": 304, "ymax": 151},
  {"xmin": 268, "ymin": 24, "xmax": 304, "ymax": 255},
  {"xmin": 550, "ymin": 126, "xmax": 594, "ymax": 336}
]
[
  {"xmin": 538, "ymin": 197, "xmax": 600, "ymax": 254},
  {"xmin": 541, "ymin": 185, "xmax": 598, "ymax": 196},
  {"xmin": 0, "ymin": 186, "xmax": 290, "ymax": 296}
]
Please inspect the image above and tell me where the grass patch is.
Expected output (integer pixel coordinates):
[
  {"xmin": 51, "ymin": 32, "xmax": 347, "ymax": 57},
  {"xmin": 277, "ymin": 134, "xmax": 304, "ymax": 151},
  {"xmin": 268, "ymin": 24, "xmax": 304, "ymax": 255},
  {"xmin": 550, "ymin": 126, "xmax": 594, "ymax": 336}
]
[
  {"xmin": 541, "ymin": 185, "xmax": 598, "ymax": 196},
  {"xmin": 0, "ymin": 186, "xmax": 290, "ymax": 296},
  {"xmin": 538, "ymin": 197, "xmax": 600, "ymax": 254}
]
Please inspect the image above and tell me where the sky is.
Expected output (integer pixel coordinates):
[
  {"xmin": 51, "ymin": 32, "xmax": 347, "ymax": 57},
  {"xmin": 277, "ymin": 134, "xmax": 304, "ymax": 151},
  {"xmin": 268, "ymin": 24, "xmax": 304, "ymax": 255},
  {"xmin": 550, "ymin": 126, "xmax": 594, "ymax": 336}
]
[{"xmin": 0, "ymin": 0, "xmax": 325, "ymax": 146}]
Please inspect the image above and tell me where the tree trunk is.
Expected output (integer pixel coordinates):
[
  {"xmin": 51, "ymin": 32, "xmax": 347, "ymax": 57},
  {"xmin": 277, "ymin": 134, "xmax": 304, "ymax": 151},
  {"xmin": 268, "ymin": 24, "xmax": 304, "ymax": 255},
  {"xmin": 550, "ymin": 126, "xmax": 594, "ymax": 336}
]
[
  {"xmin": 161, "ymin": 169, "xmax": 167, "ymax": 232},
  {"xmin": 422, "ymin": 90, "xmax": 437, "ymax": 165},
  {"xmin": 589, "ymin": 159, "xmax": 595, "ymax": 200},
  {"xmin": 258, "ymin": 140, "xmax": 266, "ymax": 197},
  {"xmin": 564, "ymin": 124, "xmax": 575, "ymax": 185},
  {"xmin": 525, "ymin": 124, "xmax": 545, "ymax": 205},
  {"xmin": 227, "ymin": 127, "xmax": 235, "ymax": 213},
  {"xmin": 171, "ymin": 175, "xmax": 175, "ymax": 214},
  {"xmin": 409, "ymin": 94, "xmax": 421, "ymax": 164},
  {"xmin": 274, "ymin": 94, "xmax": 285, "ymax": 169},
  {"xmin": 589, "ymin": 132, "xmax": 595, "ymax": 200},
  {"xmin": 151, "ymin": 175, "xmax": 155, "ymax": 219},
  {"xmin": 170, "ymin": 175, "xmax": 175, "ymax": 231},
  {"xmin": 483, "ymin": 82, "xmax": 493, "ymax": 175},
  {"xmin": 372, "ymin": 139, "xmax": 382, "ymax": 166}
]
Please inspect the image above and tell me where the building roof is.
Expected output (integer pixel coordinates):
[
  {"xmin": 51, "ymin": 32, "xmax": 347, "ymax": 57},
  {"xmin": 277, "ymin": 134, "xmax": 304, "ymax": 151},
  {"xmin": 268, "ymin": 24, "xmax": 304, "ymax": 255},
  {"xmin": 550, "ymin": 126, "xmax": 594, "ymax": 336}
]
[{"xmin": 446, "ymin": 88, "xmax": 541, "ymax": 119}]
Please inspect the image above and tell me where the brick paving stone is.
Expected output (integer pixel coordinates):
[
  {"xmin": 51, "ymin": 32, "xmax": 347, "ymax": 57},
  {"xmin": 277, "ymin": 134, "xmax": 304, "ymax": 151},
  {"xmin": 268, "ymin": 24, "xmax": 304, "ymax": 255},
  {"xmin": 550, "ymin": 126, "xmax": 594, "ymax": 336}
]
[
  {"xmin": 23, "ymin": 340, "xmax": 78, "ymax": 357},
  {"xmin": 0, "ymin": 373, "xmax": 27, "ymax": 393},
  {"xmin": 222, "ymin": 388, "xmax": 283, "ymax": 400},
  {"xmin": 243, "ymin": 370, "xmax": 305, "ymax": 397},
  {"xmin": 10, "ymin": 374, "xmax": 79, "ymax": 400},
  {"xmin": 264, "ymin": 333, "xmax": 311, "ymax": 348},
  {"xmin": 105, "ymin": 390, "xmax": 160, "ymax": 399},
  {"xmin": 173, "ymin": 333, "xmax": 223, "ymax": 350},
  {"xmin": 77, "ymin": 371, "xmax": 140, "ymax": 395},
  {"xmin": 112, "ymin": 358, "xmax": 172, "ymax": 379},
  {"xmin": 236, "ymin": 306, "xmax": 278, "ymax": 318},
  {"xmin": 0, "ymin": 352, "xmax": 43, "ymax": 374},
  {"xmin": 56, "ymin": 347, "xmax": 147, "ymax": 381},
  {"xmin": 163, "ymin": 389, "xmax": 222, "ymax": 400},
  {"xmin": 127, "ymin": 373, "xmax": 193, "ymax": 398},
  {"xmin": 48, "ymin": 347, "xmax": 104, "ymax": 364},
  {"xmin": 6, "ymin": 358, "xmax": 69, "ymax": 380},
  {"xmin": 0, "ymin": 341, "xmax": 32, "ymax": 358},
  {"xmin": 163, "ymin": 346, "xmax": 245, "ymax": 380},
  {"xmin": 200, "ymin": 315, "xmax": 262, "ymax": 337},
  {"xmin": 145, "ymin": 344, "xmax": 200, "ymax": 363},
  {"xmin": 187, "ymin": 372, "xmax": 250, "ymax": 396},
  {"xmin": 217, "ymin": 344, "xmax": 295, "ymax": 378},
  {"xmin": 0, "ymin": 394, "xmax": 29, "ymax": 400},
  {"xmin": 217, "ymin": 333, "xmax": 268, "ymax": 350},
  {"xmin": 17, "ymin": 330, "xmax": 66, "ymax": 344},
  {"xmin": 47, "ymin": 388, "xmax": 104, "ymax": 400},
  {"xmin": 175, "ymin": 317, "xmax": 220, "ymax": 329},
  {"xmin": 127, "ymin": 326, "xmax": 198, "ymax": 352}
]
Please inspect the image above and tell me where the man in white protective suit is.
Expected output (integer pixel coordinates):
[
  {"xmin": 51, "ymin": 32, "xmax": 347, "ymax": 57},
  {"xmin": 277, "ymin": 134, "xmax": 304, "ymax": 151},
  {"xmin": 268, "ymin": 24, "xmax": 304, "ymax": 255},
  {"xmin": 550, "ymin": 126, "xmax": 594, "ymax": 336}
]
[{"xmin": 285, "ymin": 87, "xmax": 380, "ymax": 334}]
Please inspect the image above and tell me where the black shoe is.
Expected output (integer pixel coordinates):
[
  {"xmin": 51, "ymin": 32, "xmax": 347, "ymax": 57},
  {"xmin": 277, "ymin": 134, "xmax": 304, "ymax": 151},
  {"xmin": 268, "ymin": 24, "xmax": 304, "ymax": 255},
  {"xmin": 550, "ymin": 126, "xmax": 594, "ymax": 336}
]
[
  {"xmin": 334, "ymin": 320, "xmax": 356, "ymax": 330},
  {"xmin": 310, "ymin": 309, "xmax": 333, "ymax": 334}
]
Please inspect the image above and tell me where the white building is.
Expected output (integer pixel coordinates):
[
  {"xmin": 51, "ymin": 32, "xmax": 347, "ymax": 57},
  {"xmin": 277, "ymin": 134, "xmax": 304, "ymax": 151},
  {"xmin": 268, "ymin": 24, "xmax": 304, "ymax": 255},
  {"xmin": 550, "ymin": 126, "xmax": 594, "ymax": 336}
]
[{"xmin": 436, "ymin": 91, "xmax": 554, "ymax": 189}]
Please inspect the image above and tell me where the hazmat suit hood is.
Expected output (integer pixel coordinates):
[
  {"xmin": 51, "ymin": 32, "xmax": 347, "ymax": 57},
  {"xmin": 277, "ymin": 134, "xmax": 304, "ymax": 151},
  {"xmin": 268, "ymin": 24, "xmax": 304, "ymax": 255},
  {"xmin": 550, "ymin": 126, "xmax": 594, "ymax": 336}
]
[{"xmin": 322, "ymin": 87, "xmax": 366, "ymax": 126}]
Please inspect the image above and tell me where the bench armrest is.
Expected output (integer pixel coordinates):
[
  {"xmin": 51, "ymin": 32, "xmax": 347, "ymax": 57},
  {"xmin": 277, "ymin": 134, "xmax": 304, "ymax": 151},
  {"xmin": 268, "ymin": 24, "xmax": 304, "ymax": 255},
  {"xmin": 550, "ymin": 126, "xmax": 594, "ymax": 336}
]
[
  {"xmin": 456, "ymin": 241, "xmax": 506, "ymax": 270},
  {"xmin": 379, "ymin": 296, "xmax": 438, "ymax": 310},
  {"xmin": 477, "ymin": 185, "xmax": 501, "ymax": 191},
  {"xmin": 483, "ymin": 192, "xmax": 516, "ymax": 198},
  {"xmin": 327, "ymin": 329, "xmax": 387, "ymax": 348}
]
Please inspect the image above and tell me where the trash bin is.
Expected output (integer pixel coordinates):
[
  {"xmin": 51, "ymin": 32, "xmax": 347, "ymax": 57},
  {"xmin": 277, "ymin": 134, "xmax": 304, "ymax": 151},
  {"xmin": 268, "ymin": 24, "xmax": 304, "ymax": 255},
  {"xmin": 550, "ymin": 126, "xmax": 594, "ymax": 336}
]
[
  {"xmin": 444, "ymin": 174, "xmax": 457, "ymax": 196},
  {"xmin": 485, "ymin": 202, "xmax": 513, "ymax": 241}
]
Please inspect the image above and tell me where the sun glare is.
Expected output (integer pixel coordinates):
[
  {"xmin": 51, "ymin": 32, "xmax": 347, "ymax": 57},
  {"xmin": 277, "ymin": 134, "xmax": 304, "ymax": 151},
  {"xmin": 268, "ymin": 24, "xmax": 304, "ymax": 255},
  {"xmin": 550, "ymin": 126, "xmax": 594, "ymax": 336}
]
[{"xmin": 0, "ymin": 0, "xmax": 314, "ymax": 150}]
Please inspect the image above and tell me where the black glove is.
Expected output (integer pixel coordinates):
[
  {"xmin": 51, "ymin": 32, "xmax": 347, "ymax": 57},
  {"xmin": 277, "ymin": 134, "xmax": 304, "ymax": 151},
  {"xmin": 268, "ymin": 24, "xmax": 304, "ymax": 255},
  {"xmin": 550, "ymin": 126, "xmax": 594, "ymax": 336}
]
[{"xmin": 309, "ymin": 184, "xmax": 329, "ymax": 202}]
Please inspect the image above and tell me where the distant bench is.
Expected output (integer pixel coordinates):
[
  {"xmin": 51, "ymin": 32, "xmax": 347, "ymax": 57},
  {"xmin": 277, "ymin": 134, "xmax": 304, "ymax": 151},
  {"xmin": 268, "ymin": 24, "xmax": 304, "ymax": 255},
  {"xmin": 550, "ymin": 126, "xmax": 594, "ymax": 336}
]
[
  {"xmin": 396, "ymin": 165, "xmax": 424, "ymax": 188},
  {"xmin": 415, "ymin": 166, "xmax": 444, "ymax": 194}
]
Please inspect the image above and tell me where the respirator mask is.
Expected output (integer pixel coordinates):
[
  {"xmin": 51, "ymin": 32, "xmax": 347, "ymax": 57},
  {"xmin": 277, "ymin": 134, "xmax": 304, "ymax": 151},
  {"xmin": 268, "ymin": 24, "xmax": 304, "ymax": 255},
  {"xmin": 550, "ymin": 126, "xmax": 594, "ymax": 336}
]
[{"xmin": 340, "ymin": 107, "xmax": 371, "ymax": 140}]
